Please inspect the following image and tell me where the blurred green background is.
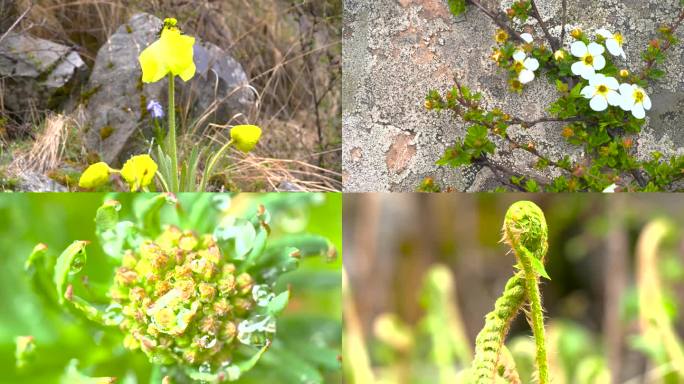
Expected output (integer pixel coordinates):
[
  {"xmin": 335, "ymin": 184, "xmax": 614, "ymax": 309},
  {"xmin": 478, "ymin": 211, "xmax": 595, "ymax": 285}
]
[
  {"xmin": 0, "ymin": 192, "xmax": 342, "ymax": 383},
  {"xmin": 343, "ymin": 193, "xmax": 684, "ymax": 383}
]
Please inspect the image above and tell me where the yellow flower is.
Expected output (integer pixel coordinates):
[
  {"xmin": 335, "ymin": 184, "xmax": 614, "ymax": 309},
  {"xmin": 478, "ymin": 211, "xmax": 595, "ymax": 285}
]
[
  {"xmin": 79, "ymin": 162, "xmax": 111, "ymax": 189},
  {"xmin": 230, "ymin": 125, "xmax": 262, "ymax": 153},
  {"xmin": 619, "ymin": 69, "xmax": 629, "ymax": 78},
  {"xmin": 121, "ymin": 154, "xmax": 158, "ymax": 191},
  {"xmin": 139, "ymin": 18, "xmax": 196, "ymax": 83},
  {"xmin": 495, "ymin": 29, "xmax": 509, "ymax": 44}
]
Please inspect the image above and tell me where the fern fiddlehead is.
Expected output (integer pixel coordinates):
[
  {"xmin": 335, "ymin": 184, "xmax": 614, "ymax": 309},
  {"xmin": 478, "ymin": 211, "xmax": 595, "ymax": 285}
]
[{"xmin": 471, "ymin": 201, "xmax": 550, "ymax": 384}]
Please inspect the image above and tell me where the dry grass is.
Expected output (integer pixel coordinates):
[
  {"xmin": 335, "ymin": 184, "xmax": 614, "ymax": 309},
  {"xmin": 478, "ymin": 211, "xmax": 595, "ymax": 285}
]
[
  {"xmin": 0, "ymin": 0, "xmax": 341, "ymax": 190},
  {"xmin": 9, "ymin": 113, "xmax": 69, "ymax": 173}
]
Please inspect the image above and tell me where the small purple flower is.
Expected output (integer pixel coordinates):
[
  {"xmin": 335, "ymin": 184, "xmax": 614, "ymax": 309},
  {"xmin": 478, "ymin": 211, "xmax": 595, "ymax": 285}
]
[{"xmin": 146, "ymin": 100, "xmax": 164, "ymax": 119}]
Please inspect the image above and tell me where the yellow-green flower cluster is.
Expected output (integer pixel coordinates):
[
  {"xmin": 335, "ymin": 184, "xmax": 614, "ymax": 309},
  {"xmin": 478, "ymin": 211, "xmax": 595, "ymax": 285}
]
[{"xmin": 109, "ymin": 226, "xmax": 271, "ymax": 367}]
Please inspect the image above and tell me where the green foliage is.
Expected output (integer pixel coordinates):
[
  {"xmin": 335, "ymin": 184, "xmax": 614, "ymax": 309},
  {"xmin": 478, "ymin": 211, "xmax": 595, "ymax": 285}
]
[
  {"xmin": 1, "ymin": 193, "xmax": 342, "ymax": 384},
  {"xmin": 447, "ymin": 0, "xmax": 467, "ymax": 17}
]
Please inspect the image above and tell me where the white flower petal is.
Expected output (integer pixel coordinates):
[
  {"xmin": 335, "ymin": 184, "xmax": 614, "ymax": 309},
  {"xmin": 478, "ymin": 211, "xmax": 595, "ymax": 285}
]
[
  {"xmin": 513, "ymin": 50, "xmax": 526, "ymax": 62},
  {"xmin": 605, "ymin": 76, "xmax": 619, "ymax": 90},
  {"xmin": 589, "ymin": 73, "xmax": 605, "ymax": 86},
  {"xmin": 524, "ymin": 57, "xmax": 539, "ymax": 71},
  {"xmin": 642, "ymin": 93, "xmax": 652, "ymax": 110},
  {"xmin": 602, "ymin": 183, "xmax": 617, "ymax": 193},
  {"xmin": 570, "ymin": 41, "xmax": 587, "ymax": 57},
  {"xmin": 588, "ymin": 42, "xmax": 605, "ymax": 55},
  {"xmin": 521, "ymin": 33, "xmax": 533, "ymax": 43},
  {"xmin": 590, "ymin": 95, "xmax": 608, "ymax": 111},
  {"xmin": 606, "ymin": 39, "xmax": 621, "ymax": 57},
  {"xmin": 618, "ymin": 83, "xmax": 633, "ymax": 96},
  {"xmin": 580, "ymin": 85, "xmax": 594, "ymax": 99},
  {"xmin": 606, "ymin": 90, "xmax": 621, "ymax": 106},
  {"xmin": 592, "ymin": 54, "xmax": 606, "ymax": 70},
  {"xmin": 578, "ymin": 64, "xmax": 595, "ymax": 80},
  {"xmin": 519, "ymin": 69, "xmax": 535, "ymax": 84},
  {"xmin": 632, "ymin": 103, "xmax": 645, "ymax": 119},
  {"xmin": 619, "ymin": 95, "xmax": 634, "ymax": 111},
  {"xmin": 596, "ymin": 29, "xmax": 613, "ymax": 39}
]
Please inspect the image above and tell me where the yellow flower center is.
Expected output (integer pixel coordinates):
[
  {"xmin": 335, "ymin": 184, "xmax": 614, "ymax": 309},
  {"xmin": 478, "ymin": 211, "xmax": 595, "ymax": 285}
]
[
  {"xmin": 583, "ymin": 54, "xmax": 594, "ymax": 65},
  {"xmin": 495, "ymin": 30, "xmax": 509, "ymax": 43},
  {"xmin": 614, "ymin": 33, "xmax": 623, "ymax": 45},
  {"xmin": 513, "ymin": 60, "xmax": 524, "ymax": 73},
  {"xmin": 633, "ymin": 90, "xmax": 644, "ymax": 103},
  {"xmin": 596, "ymin": 85, "xmax": 608, "ymax": 96}
]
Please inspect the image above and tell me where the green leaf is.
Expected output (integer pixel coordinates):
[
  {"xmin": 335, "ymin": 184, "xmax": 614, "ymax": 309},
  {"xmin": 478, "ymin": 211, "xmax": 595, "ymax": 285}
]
[
  {"xmin": 447, "ymin": 0, "xmax": 466, "ymax": 16},
  {"xmin": 134, "ymin": 193, "xmax": 177, "ymax": 234},
  {"xmin": 214, "ymin": 217, "xmax": 258, "ymax": 259},
  {"xmin": 61, "ymin": 359, "xmax": 116, "ymax": 384},
  {"xmin": 267, "ymin": 291, "xmax": 290, "ymax": 316},
  {"xmin": 53, "ymin": 241, "xmax": 88, "ymax": 304},
  {"xmin": 185, "ymin": 343, "xmax": 271, "ymax": 382},
  {"xmin": 531, "ymin": 256, "xmax": 551, "ymax": 280}
]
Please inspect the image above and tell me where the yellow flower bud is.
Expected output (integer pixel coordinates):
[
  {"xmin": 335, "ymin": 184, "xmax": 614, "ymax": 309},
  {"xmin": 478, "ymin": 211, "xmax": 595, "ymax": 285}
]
[
  {"xmin": 619, "ymin": 69, "xmax": 629, "ymax": 77},
  {"xmin": 553, "ymin": 50, "xmax": 566, "ymax": 61},
  {"xmin": 120, "ymin": 154, "xmax": 158, "ymax": 191},
  {"xmin": 139, "ymin": 17, "xmax": 196, "ymax": 83},
  {"xmin": 230, "ymin": 125, "xmax": 262, "ymax": 153},
  {"xmin": 570, "ymin": 28, "xmax": 582, "ymax": 39},
  {"xmin": 79, "ymin": 162, "xmax": 111, "ymax": 189}
]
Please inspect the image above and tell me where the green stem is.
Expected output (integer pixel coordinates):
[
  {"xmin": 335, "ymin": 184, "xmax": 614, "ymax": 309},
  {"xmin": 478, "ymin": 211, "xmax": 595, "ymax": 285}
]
[
  {"xmin": 517, "ymin": 245, "xmax": 549, "ymax": 384},
  {"xmin": 167, "ymin": 73, "xmax": 178, "ymax": 192},
  {"xmin": 199, "ymin": 139, "xmax": 234, "ymax": 192}
]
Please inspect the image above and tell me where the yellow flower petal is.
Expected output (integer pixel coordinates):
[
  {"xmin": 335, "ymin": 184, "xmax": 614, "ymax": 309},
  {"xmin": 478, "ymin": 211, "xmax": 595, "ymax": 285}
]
[
  {"xmin": 138, "ymin": 19, "xmax": 196, "ymax": 83},
  {"xmin": 120, "ymin": 154, "xmax": 158, "ymax": 191},
  {"xmin": 79, "ymin": 162, "xmax": 111, "ymax": 189},
  {"xmin": 230, "ymin": 125, "xmax": 262, "ymax": 153}
]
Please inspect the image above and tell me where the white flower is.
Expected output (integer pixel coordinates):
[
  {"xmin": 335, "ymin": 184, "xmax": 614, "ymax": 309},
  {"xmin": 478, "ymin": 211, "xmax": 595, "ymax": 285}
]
[
  {"xmin": 596, "ymin": 28, "xmax": 626, "ymax": 59},
  {"xmin": 570, "ymin": 41, "xmax": 606, "ymax": 79},
  {"xmin": 618, "ymin": 83, "xmax": 651, "ymax": 119},
  {"xmin": 520, "ymin": 33, "xmax": 533, "ymax": 43},
  {"xmin": 602, "ymin": 183, "xmax": 617, "ymax": 193},
  {"xmin": 512, "ymin": 50, "xmax": 539, "ymax": 84},
  {"xmin": 580, "ymin": 73, "xmax": 620, "ymax": 111}
]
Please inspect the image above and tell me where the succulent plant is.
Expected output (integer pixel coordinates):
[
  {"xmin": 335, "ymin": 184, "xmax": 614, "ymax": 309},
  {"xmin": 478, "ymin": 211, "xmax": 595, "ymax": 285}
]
[{"xmin": 26, "ymin": 193, "xmax": 337, "ymax": 383}]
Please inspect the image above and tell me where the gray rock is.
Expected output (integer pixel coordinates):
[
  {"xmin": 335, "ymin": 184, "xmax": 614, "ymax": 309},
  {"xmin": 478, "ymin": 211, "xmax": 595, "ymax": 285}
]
[
  {"xmin": 14, "ymin": 171, "xmax": 68, "ymax": 192},
  {"xmin": 0, "ymin": 32, "xmax": 86, "ymax": 113},
  {"xmin": 342, "ymin": 0, "xmax": 684, "ymax": 191},
  {"xmin": 83, "ymin": 13, "xmax": 254, "ymax": 165}
]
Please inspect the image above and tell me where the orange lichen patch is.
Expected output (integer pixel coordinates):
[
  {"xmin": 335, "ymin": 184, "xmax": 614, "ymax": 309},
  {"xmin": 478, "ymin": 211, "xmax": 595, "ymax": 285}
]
[
  {"xmin": 351, "ymin": 147, "xmax": 363, "ymax": 162},
  {"xmin": 386, "ymin": 133, "xmax": 417, "ymax": 174}
]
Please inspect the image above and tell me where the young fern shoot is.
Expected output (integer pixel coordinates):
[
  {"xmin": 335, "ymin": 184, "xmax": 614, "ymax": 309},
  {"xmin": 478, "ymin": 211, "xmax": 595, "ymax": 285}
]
[{"xmin": 471, "ymin": 201, "xmax": 550, "ymax": 383}]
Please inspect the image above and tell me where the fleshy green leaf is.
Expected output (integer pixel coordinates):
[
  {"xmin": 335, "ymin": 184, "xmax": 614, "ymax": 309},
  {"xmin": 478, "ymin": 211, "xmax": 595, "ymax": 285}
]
[
  {"xmin": 53, "ymin": 241, "xmax": 88, "ymax": 304},
  {"xmin": 267, "ymin": 291, "xmax": 290, "ymax": 316},
  {"xmin": 61, "ymin": 359, "xmax": 116, "ymax": 384},
  {"xmin": 531, "ymin": 256, "xmax": 551, "ymax": 280}
]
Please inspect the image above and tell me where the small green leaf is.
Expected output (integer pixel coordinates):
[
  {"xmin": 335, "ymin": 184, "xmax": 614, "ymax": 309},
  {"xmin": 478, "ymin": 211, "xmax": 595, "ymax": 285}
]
[
  {"xmin": 267, "ymin": 291, "xmax": 290, "ymax": 316},
  {"xmin": 53, "ymin": 241, "xmax": 88, "ymax": 304},
  {"xmin": 61, "ymin": 359, "xmax": 116, "ymax": 384},
  {"xmin": 531, "ymin": 256, "xmax": 551, "ymax": 280},
  {"xmin": 447, "ymin": 0, "xmax": 467, "ymax": 16}
]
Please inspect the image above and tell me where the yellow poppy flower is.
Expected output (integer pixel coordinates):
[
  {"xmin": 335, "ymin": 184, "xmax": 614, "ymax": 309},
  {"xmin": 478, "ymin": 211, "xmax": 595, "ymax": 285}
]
[
  {"xmin": 139, "ymin": 18, "xmax": 196, "ymax": 83},
  {"xmin": 230, "ymin": 125, "xmax": 262, "ymax": 153},
  {"xmin": 79, "ymin": 162, "xmax": 111, "ymax": 189},
  {"xmin": 120, "ymin": 154, "xmax": 158, "ymax": 191}
]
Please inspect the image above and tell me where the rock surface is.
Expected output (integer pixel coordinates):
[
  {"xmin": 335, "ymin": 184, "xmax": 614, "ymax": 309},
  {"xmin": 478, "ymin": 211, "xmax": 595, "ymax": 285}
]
[
  {"xmin": 0, "ymin": 32, "xmax": 86, "ymax": 113},
  {"xmin": 83, "ymin": 13, "xmax": 254, "ymax": 165},
  {"xmin": 14, "ymin": 170, "xmax": 67, "ymax": 192},
  {"xmin": 342, "ymin": 0, "xmax": 684, "ymax": 192}
]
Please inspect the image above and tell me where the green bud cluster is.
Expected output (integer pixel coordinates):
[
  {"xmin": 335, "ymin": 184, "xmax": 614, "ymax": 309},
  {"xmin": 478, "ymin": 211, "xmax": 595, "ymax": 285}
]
[{"xmin": 108, "ymin": 225, "xmax": 272, "ymax": 369}]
